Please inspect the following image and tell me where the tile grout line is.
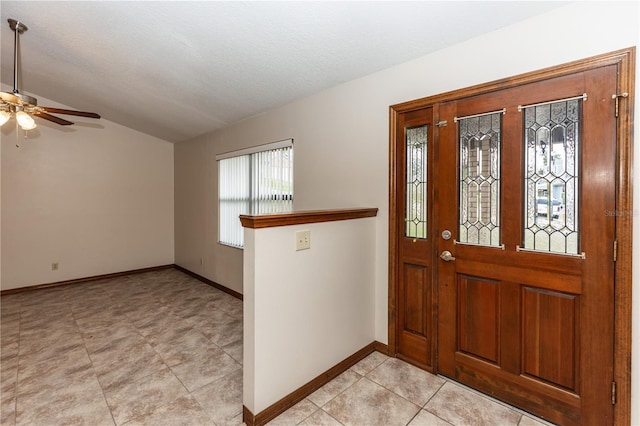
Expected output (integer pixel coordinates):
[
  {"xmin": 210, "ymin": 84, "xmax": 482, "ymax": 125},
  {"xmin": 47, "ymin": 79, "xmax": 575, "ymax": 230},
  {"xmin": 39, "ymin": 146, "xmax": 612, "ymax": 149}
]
[
  {"xmin": 418, "ymin": 379, "xmax": 451, "ymax": 425},
  {"xmin": 311, "ymin": 369, "xmax": 363, "ymax": 424},
  {"xmin": 73, "ymin": 291, "xmax": 124, "ymax": 426},
  {"xmin": 108, "ymin": 278, "xmax": 197, "ymax": 425},
  {"xmin": 436, "ymin": 376, "xmax": 554, "ymax": 426},
  {"xmin": 124, "ymin": 272, "xmax": 240, "ymax": 425},
  {"xmin": 11, "ymin": 299, "xmax": 24, "ymax": 426},
  {"xmin": 360, "ymin": 357, "xmax": 443, "ymax": 423}
]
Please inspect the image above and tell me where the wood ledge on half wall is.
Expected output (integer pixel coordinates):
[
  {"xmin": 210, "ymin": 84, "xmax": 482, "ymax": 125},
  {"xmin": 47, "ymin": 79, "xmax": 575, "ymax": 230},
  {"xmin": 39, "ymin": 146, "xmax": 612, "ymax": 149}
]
[{"xmin": 239, "ymin": 207, "xmax": 378, "ymax": 229}]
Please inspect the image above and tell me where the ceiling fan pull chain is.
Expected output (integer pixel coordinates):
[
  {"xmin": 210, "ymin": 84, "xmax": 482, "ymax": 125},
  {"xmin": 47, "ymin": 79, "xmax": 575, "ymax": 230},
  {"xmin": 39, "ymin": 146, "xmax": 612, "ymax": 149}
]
[{"xmin": 15, "ymin": 120, "xmax": 20, "ymax": 148}]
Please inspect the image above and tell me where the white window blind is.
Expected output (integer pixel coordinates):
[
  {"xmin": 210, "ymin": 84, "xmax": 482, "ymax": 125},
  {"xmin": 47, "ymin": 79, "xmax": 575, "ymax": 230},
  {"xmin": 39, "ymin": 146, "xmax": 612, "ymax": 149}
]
[{"xmin": 218, "ymin": 139, "xmax": 293, "ymax": 248}]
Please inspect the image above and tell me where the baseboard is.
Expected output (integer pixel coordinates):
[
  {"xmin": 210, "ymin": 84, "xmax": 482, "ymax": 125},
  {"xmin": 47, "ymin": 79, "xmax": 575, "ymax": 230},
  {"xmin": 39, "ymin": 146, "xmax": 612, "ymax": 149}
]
[
  {"xmin": 373, "ymin": 340, "xmax": 390, "ymax": 355},
  {"xmin": 243, "ymin": 341, "xmax": 389, "ymax": 426},
  {"xmin": 1, "ymin": 264, "xmax": 244, "ymax": 301},
  {"xmin": 173, "ymin": 265, "xmax": 243, "ymax": 300},
  {"xmin": 0, "ymin": 264, "xmax": 174, "ymax": 296}
]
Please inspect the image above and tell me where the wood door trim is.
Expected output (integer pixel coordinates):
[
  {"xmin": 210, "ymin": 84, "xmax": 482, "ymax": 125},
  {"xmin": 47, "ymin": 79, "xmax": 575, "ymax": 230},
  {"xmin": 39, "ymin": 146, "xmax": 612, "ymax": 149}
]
[
  {"xmin": 612, "ymin": 47, "xmax": 635, "ymax": 426},
  {"xmin": 388, "ymin": 47, "xmax": 635, "ymax": 425},
  {"xmin": 391, "ymin": 48, "xmax": 635, "ymax": 114},
  {"xmin": 388, "ymin": 105, "xmax": 400, "ymax": 356}
]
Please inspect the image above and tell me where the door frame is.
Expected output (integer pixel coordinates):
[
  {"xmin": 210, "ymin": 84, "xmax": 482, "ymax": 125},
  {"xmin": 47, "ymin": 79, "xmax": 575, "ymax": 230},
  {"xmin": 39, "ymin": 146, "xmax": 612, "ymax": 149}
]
[{"xmin": 387, "ymin": 47, "xmax": 635, "ymax": 425}]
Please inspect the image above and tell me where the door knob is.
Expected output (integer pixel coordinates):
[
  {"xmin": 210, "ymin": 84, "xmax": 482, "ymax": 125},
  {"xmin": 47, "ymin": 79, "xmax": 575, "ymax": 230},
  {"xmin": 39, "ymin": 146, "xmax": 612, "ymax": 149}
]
[{"xmin": 440, "ymin": 250, "xmax": 456, "ymax": 261}]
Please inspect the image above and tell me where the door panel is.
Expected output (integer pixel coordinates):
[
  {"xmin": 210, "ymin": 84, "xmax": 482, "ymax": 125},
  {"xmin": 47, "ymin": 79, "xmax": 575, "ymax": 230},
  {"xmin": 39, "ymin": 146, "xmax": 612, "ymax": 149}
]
[
  {"xmin": 395, "ymin": 108, "xmax": 436, "ymax": 370},
  {"xmin": 522, "ymin": 287, "xmax": 579, "ymax": 391},
  {"xmin": 457, "ymin": 275, "xmax": 499, "ymax": 364},
  {"xmin": 435, "ymin": 66, "xmax": 617, "ymax": 425},
  {"xmin": 402, "ymin": 263, "xmax": 429, "ymax": 335}
]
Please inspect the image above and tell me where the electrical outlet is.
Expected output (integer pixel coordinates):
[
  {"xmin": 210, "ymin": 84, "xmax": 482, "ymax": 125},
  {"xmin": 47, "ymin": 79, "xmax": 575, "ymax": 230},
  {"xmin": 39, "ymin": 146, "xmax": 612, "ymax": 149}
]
[
  {"xmin": 295, "ymin": 230, "xmax": 311, "ymax": 251},
  {"xmin": 51, "ymin": 262, "xmax": 59, "ymax": 271}
]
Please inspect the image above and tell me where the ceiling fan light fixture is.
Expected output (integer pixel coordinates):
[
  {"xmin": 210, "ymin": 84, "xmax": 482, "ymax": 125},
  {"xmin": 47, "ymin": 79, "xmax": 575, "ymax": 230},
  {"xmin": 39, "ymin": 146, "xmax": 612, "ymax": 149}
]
[
  {"xmin": 16, "ymin": 110, "xmax": 36, "ymax": 130},
  {"xmin": 1, "ymin": 18, "xmax": 100, "ymax": 135},
  {"xmin": 0, "ymin": 110, "xmax": 10, "ymax": 126},
  {"xmin": 21, "ymin": 121, "xmax": 37, "ymax": 131}
]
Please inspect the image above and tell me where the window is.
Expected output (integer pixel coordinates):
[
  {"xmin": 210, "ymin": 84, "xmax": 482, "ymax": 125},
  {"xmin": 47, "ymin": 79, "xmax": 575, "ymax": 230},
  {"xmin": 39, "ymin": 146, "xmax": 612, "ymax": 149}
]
[
  {"xmin": 522, "ymin": 97, "xmax": 580, "ymax": 255},
  {"xmin": 405, "ymin": 125, "xmax": 428, "ymax": 239},
  {"xmin": 457, "ymin": 110, "xmax": 502, "ymax": 247},
  {"xmin": 217, "ymin": 139, "xmax": 293, "ymax": 248}
]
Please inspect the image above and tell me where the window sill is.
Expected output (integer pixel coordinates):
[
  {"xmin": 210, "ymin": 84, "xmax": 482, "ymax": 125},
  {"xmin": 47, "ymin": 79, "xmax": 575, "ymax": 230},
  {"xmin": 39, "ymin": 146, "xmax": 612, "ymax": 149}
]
[{"xmin": 218, "ymin": 241, "xmax": 244, "ymax": 250}]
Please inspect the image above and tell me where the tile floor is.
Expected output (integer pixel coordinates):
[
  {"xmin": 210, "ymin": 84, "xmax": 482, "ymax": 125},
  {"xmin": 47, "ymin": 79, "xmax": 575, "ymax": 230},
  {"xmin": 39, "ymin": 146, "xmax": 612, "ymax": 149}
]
[{"xmin": 0, "ymin": 269, "xmax": 552, "ymax": 426}]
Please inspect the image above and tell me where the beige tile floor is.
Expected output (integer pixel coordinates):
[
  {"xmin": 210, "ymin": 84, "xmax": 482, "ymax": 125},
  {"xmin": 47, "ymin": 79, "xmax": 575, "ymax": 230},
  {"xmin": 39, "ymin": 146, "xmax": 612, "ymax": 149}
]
[{"xmin": 0, "ymin": 269, "xmax": 552, "ymax": 426}]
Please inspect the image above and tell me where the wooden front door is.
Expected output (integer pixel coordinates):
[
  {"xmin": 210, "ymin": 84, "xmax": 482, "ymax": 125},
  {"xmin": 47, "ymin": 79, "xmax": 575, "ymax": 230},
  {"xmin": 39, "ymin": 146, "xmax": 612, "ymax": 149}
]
[
  {"xmin": 391, "ymin": 49, "xmax": 634, "ymax": 426},
  {"xmin": 436, "ymin": 66, "xmax": 617, "ymax": 426}
]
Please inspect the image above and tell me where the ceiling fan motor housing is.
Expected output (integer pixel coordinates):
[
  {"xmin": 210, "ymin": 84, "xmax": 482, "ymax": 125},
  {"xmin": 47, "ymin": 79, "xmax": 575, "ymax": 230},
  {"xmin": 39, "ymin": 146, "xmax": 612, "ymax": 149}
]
[{"xmin": 7, "ymin": 18, "xmax": 28, "ymax": 34}]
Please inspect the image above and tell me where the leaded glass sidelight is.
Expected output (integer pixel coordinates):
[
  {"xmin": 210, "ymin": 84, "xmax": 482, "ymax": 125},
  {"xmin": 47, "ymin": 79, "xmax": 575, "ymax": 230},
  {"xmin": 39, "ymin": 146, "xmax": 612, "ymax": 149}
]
[
  {"xmin": 458, "ymin": 112, "xmax": 502, "ymax": 247},
  {"xmin": 522, "ymin": 97, "xmax": 580, "ymax": 255},
  {"xmin": 405, "ymin": 125, "xmax": 428, "ymax": 239}
]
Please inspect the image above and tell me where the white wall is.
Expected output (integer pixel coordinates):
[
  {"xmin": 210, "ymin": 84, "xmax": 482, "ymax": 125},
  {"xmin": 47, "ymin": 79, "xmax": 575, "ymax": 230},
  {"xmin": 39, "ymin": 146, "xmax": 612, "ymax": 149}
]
[
  {"xmin": 1, "ymin": 94, "xmax": 175, "ymax": 290},
  {"xmin": 243, "ymin": 218, "xmax": 376, "ymax": 414},
  {"xmin": 173, "ymin": 1, "xmax": 639, "ymax": 420}
]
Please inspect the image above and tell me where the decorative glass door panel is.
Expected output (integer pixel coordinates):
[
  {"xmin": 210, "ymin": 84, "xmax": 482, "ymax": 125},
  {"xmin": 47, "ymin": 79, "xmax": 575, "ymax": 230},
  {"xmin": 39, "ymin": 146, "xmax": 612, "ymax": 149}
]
[
  {"xmin": 522, "ymin": 96, "xmax": 582, "ymax": 255},
  {"xmin": 457, "ymin": 111, "xmax": 502, "ymax": 247},
  {"xmin": 406, "ymin": 125, "xmax": 428, "ymax": 239}
]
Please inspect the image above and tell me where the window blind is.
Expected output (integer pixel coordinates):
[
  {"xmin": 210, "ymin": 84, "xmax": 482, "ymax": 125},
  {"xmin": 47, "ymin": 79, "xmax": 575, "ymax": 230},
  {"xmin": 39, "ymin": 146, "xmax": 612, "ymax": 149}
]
[{"xmin": 218, "ymin": 140, "xmax": 293, "ymax": 248}]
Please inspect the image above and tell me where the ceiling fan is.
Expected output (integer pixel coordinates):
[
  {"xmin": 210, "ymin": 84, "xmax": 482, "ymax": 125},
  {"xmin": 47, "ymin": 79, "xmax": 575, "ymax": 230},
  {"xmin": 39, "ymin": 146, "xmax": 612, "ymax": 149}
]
[{"xmin": 0, "ymin": 18, "xmax": 100, "ymax": 131}]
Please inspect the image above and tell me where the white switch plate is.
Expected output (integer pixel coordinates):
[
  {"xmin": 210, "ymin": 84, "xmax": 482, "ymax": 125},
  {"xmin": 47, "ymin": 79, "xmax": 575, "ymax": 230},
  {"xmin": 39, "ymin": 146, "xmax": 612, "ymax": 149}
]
[{"xmin": 295, "ymin": 230, "xmax": 311, "ymax": 251}]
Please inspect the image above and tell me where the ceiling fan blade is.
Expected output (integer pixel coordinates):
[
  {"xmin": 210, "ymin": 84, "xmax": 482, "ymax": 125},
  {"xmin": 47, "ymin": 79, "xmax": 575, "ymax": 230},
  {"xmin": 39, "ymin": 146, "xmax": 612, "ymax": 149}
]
[
  {"xmin": 41, "ymin": 106, "xmax": 100, "ymax": 119},
  {"xmin": 34, "ymin": 112, "xmax": 74, "ymax": 126}
]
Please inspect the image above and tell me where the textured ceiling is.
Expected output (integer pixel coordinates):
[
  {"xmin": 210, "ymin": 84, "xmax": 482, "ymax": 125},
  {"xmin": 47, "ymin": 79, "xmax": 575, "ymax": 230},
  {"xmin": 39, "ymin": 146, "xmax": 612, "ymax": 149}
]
[{"xmin": 1, "ymin": 1, "xmax": 567, "ymax": 143}]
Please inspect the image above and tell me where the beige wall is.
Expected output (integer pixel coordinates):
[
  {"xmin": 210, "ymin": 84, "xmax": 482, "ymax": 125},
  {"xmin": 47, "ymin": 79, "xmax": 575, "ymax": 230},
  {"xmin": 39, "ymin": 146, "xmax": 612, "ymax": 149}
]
[
  {"xmin": 174, "ymin": 1, "xmax": 639, "ymax": 419},
  {"xmin": 174, "ymin": 136, "xmax": 244, "ymax": 292},
  {"xmin": 243, "ymin": 218, "xmax": 376, "ymax": 413},
  {"xmin": 1, "ymin": 95, "xmax": 174, "ymax": 290}
]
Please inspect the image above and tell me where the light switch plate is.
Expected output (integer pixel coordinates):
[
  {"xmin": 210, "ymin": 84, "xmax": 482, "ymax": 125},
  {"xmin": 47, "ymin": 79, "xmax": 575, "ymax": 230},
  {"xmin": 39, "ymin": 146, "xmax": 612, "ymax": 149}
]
[{"xmin": 295, "ymin": 230, "xmax": 311, "ymax": 251}]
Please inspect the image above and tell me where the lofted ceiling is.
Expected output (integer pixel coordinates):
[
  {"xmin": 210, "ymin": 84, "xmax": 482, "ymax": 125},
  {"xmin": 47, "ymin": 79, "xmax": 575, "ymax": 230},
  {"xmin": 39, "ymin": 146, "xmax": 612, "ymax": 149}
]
[{"xmin": 1, "ymin": 1, "xmax": 568, "ymax": 143}]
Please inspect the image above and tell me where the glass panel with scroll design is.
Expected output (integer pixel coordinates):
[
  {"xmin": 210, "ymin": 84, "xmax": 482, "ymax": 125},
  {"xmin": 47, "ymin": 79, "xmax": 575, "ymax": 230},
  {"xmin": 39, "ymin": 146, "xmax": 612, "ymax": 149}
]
[
  {"xmin": 523, "ymin": 99, "xmax": 580, "ymax": 255},
  {"xmin": 458, "ymin": 112, "xmax": 501, "ymax": 247},
  {"xmin": 405, "ymin": 125, "xmax": 428, "ymax": 239}
]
